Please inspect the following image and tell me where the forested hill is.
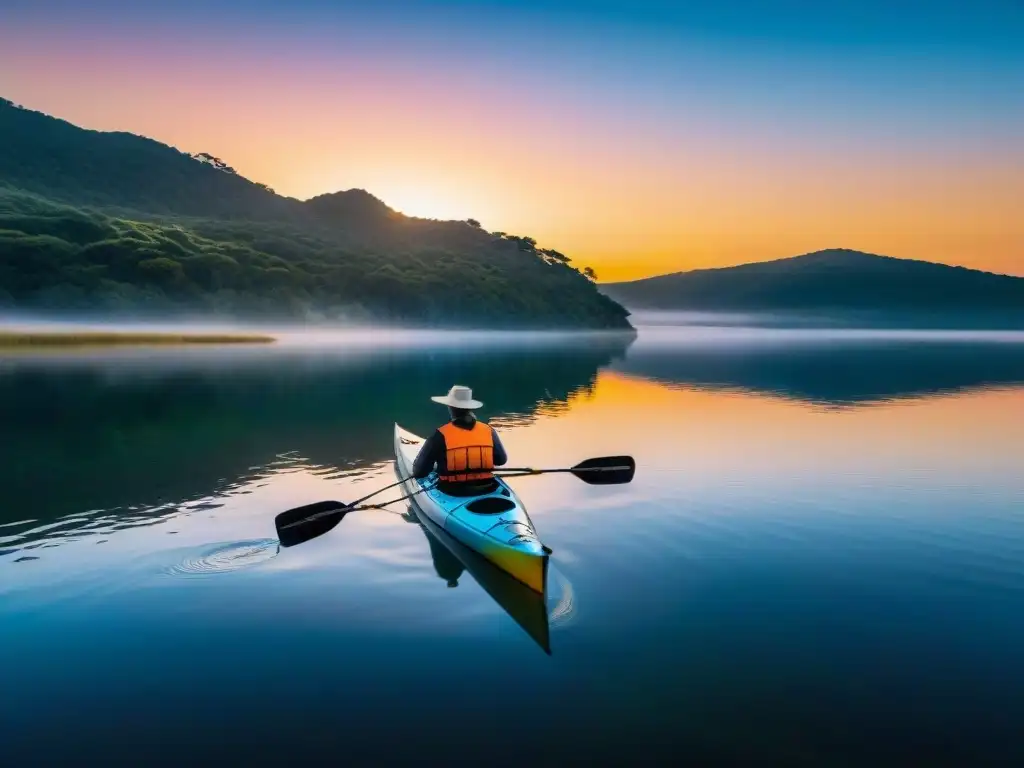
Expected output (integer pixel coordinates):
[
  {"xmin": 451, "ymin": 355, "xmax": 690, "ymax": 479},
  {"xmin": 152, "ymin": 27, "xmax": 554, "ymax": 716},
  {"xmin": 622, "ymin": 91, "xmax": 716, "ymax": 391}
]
[
  {"xmin": 600, "ymin": 249, "xmax": 1024, "ymax": 322},
  {"xmin": 0, "ymin": 97, "xmax": 631, "ymax": 329}
]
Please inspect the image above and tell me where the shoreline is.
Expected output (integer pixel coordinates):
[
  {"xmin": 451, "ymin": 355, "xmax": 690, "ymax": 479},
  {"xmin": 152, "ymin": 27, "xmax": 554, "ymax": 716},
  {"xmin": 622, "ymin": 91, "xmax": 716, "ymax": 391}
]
[{"xmin": 0, "ymin": 330, "xmax": 277, "ymax": 348}]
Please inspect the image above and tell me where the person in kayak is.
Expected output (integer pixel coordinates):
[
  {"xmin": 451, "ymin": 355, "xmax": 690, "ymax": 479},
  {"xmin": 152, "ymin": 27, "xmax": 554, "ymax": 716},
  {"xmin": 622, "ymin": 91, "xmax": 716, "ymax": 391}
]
[{"xmin": 412, "ymin": 385, "xmax": 508, "ymax": 496}]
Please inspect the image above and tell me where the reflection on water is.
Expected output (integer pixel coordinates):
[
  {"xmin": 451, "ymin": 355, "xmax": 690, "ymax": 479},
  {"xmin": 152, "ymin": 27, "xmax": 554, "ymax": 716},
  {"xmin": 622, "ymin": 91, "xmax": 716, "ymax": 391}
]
[
  {"xmin": 3, "ymin": 325, "xmax": 1024, "ymax": 765},
  {"xmin": 0, "ymin": 336, "xmax": 629, "ymax": 547},
  {"xmin": 400, "ymin": 502, "xmax": 556, "ymax": 655},
  {"xmin": 615, "ymin": 327, "xmax": 1024, "ymax": 405}
]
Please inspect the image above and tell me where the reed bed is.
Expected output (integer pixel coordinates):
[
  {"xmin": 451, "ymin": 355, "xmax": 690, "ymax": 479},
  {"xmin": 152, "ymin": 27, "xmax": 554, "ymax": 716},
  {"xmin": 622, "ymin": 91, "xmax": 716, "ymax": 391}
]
[{"xmin": 0, "ymin": 331, "xmax": 276, "ymax": 347}]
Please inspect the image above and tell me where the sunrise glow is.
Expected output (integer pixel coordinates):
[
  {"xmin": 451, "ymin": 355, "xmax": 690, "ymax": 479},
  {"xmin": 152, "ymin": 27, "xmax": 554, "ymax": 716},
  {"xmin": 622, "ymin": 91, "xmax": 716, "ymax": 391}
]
[{"xmin": 2, "ymin": 1, "xmax": 1020, "ymax": 281}]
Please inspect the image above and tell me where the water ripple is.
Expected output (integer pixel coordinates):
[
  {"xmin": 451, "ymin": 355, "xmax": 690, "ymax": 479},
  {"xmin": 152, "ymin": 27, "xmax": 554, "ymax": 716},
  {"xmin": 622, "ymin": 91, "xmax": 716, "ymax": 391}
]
[
  {"xmin": 548, "ymin": 566, "xmax": 577, "ymax": 629},
  {"xmin": 0, "ymin": 454, "xmax": 349, "ymax": 559},
  {"xmin": 164, "ymin": 539, "xmax": 280, "ymax": 578},
  {"xmin": 0, "ymin": 518, "xmax": 37, "ymax": 529}
]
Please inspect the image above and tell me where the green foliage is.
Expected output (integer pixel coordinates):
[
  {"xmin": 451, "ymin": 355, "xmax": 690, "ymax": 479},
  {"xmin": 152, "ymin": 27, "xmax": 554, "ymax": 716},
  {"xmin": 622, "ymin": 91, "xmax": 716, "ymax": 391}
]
[
  {"xmin": 190, "ymin": 152, "xmax": 237, "ymax": 174},
  {"xmin": 0, "ymin": 187, "xmax": 631, "ymax": 327},
  {"xmin": 0, "ymin": 97, "xmax": 634, "ymax": 329},
  {"xmin": 0, "ymin": 98, "xmax": 633, "ymax": 329}
]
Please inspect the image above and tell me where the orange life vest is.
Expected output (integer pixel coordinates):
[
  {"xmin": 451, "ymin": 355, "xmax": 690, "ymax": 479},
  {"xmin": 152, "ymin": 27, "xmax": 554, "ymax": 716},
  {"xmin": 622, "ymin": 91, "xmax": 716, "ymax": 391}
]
[{"xmin": 437, "ymin": 421, "xmax": 495, "ymax": 482}]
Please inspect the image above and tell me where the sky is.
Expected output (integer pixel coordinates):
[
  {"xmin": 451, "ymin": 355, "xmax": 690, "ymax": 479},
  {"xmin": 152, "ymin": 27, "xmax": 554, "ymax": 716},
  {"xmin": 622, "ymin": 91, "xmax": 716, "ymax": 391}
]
[{"xmin": 1, "ymin": 0, "xmax": 1022, "ymax": 281}]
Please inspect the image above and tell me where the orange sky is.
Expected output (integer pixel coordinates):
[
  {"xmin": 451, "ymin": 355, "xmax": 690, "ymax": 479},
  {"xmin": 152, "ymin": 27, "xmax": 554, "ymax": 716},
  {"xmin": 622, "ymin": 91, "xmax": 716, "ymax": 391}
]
[{"xmin": 1, "ymin": 8, "xmax": 1021, "ymax": 281}]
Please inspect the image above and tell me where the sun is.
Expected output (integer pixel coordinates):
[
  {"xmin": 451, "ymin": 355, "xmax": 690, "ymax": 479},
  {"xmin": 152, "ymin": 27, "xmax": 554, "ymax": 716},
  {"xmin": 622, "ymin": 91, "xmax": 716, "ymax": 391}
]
[
  {"xmin": 375, "ymin": 183, "xmax": 479, "ymax": 222},
  {"xmin": 320, "ymin": 165, "xmax": 507, "ymax": 227}
]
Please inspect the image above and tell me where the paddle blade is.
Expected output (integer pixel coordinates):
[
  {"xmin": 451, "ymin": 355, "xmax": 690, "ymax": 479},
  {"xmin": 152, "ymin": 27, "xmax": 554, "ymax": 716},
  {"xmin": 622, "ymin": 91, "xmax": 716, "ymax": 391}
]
[
  {"xmin": 571, "ymin": 455, "xmax": 636, "ymax": 485},
  {"xmin": 275, "ymin": 500, "xmax": 349, "ymax": 548}
]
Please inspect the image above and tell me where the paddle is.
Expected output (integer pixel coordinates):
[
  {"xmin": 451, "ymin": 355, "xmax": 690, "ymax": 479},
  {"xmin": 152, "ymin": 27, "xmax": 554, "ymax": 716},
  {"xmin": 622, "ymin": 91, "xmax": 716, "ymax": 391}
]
[
  {"xmin": 274, "ymin": 476, "xmax": 410, "ymax": 548},
  {"xmin": 274, "ymin": 454, "xmax": 635, "ymax": 548},
  {"xmin": 496, "ymin": 455, "xmax": 636, "ymax": 486}
]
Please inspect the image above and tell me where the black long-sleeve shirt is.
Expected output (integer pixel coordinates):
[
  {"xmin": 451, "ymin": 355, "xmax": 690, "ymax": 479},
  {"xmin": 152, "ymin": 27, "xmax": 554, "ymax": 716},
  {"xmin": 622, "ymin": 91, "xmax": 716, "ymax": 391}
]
[{"xmin": 412, "ymin": 419, "xmax": 508, "ymax": 480}]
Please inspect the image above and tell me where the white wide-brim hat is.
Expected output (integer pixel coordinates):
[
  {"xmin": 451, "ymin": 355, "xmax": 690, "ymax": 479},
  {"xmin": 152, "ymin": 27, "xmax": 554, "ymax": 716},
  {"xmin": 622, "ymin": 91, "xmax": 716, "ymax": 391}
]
[{"xmin": 431, "ymin": 385, "xmax": 483, "ymax": 410}]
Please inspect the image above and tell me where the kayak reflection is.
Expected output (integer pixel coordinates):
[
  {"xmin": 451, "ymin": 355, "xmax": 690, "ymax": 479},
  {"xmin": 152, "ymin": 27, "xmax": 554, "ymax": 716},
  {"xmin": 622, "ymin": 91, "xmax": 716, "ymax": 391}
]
[
  {"xmin": 401, "ymin": 508, "xmax": 463, "ymax": 588},
  {"xmin": 400, "ymin": 506, "xmax": 552, "ymax": 655}
]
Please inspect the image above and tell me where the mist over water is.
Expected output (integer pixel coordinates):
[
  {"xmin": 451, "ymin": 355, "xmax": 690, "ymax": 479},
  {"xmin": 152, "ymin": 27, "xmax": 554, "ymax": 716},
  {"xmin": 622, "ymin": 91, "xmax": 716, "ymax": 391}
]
[
  {"xmin": 630, "ymin": 310, "xmax": 1024, "ymax": 340},
  {"xmin": 2, "ymin": 318, "xmax": 1024, "ymax": 765},
  {"xmin": 0, "ymin": 312, "xmax": 639, "ymax": 353}
]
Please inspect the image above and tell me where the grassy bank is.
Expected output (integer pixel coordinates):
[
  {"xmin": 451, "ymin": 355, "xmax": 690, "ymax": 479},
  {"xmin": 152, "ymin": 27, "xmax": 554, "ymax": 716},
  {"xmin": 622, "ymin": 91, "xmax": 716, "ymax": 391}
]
[{"xmin": 0, "ymin": 330, "xmax": 276, "ymax": 347}]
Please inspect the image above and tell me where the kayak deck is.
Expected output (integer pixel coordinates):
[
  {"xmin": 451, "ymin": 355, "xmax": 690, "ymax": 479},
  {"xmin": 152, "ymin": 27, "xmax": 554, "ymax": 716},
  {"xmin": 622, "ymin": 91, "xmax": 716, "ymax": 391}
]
[{"xmin": 393, "ymin": 423, "xmax": 549, "ymax": 594}]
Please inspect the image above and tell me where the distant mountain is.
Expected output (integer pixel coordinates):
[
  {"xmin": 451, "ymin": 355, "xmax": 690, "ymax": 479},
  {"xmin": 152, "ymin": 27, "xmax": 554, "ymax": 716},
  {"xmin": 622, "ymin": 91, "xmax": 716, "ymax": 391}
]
[
  {"xmin": 0, "ymin": 97, "xmax": 630, "ymax": 330},
  {"xmin": 600, "ymin": 249, "xmax": 1024, "ymax": 326}
]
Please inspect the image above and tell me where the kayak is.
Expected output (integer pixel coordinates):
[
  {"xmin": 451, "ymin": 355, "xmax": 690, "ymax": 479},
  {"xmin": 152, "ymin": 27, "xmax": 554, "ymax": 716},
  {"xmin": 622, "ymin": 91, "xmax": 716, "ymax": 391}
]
[{"xmin": 393, "ymin": 423, "xmax": 550, "ymax": 594}]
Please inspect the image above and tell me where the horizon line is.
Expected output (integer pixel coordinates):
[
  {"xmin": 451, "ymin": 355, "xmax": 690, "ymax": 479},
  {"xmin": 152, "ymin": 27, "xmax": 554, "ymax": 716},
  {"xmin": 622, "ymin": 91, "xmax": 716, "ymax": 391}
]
[{"xmin": 3, "ymin": 96, "xmax": 1021, "ymax": 283}]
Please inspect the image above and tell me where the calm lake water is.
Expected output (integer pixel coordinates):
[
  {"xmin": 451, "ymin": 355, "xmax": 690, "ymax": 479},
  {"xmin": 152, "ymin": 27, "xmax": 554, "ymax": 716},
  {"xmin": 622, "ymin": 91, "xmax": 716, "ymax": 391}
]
[{"xmin": 3, "ymin": 323, "xmax": 1024, "ymax": 765}]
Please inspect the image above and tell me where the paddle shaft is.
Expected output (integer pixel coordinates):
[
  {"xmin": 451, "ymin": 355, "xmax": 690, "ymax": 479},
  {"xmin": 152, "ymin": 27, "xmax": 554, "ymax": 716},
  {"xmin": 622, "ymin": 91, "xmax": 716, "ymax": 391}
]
[
  {"xmin": 356, "ymin": 466, "xmax": 631, "ymax": 510},
  {"xmin": 498, "ymin": 466, "xmax": 632, "ymax": 476},
  {"xmin": 358, "ymin": 480, "xmax": 438, "ymax": 511},
  {"xmin": 278, "ymin": 476, "xmax": 410, "ymax": 530},
  {"xmin": 349, "ymin": 477, "xmax": 410, "ymax": 507},
  {"xmin": 279, "ymin": 478, "xmax": 439, "ymax": 531},
  {"xmin": 278, "ymin": 455, "xmax": 634, "ymax": 536},
  {"xmin": 331, "ymin": 466, "xmax": 629, "ymax": 515}
]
